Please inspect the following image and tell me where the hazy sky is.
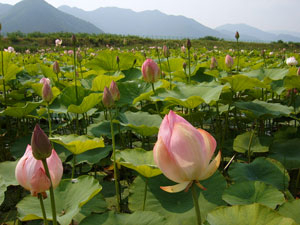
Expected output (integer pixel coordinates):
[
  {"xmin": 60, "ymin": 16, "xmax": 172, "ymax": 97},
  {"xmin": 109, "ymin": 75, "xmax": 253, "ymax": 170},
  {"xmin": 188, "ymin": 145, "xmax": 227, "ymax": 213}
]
[{"xmin": 1, "ymin": 0, "xmax": 299, "ymax": 32}]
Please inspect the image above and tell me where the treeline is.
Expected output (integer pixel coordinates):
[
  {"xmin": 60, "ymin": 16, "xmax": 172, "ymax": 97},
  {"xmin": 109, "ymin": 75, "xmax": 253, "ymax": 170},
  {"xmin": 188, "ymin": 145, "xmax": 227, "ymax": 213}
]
[{"xmin": 1, "ymin": 31, "xmax": 300, "ymax": 52}]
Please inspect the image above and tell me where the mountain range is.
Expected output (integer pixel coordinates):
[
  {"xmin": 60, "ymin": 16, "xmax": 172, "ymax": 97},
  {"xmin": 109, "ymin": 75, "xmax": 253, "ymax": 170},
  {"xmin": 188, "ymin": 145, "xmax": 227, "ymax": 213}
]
[
  {"xmin": 0, "ymin": 0, "xmax": 102, "ymax": 34},
  {"xmin": 0, "ymin": 0, "xmax": 299, "ymax": 43}
]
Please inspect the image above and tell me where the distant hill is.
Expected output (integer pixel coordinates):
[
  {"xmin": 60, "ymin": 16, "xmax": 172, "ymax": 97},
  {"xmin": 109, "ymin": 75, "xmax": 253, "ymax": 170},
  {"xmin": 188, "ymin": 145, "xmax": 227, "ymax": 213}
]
[
  {"xmin": 58, "ymin": 6, "xmax": 227, "ymax": 39},
  {"xmin": 0, "ymin": 3, "xmax": 12, "ymax": 15},
  {"xmin": 216, "ymin": 23, "xmax": 300, "ymax": 42},
  {"xmin": 0, "ymin": 0, "xmax": 103, "ymax": 34}
]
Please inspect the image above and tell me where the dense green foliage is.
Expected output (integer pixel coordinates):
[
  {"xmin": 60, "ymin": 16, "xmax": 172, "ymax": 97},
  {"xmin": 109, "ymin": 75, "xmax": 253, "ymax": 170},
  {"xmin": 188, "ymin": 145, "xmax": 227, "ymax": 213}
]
[{"xmin": 0, "ymin": 37, "xmax": 300, "ymax": 224}]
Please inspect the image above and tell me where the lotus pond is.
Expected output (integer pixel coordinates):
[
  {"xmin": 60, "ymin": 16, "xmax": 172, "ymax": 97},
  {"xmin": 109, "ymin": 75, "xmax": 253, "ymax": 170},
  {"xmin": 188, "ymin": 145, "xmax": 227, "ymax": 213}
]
[{"xmin": 1, "ymin": 39, "xmax": 300, "ymax": 225}]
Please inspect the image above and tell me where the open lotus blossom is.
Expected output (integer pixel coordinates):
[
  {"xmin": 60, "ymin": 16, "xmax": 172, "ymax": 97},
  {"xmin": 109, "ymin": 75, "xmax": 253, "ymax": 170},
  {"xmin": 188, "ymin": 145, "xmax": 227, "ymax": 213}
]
[
  {"xmin": 55, "ymin": 39, "xmax": 62, "ymax": 47},
  {"xmin": 5, "ymin": 46, "xmax": 15, "ymax": 53},
  {"xmin": 153, "ymin": 110, "xmax": 221, "ymax": 193},
  {"xmin": 286, "ymin": 56, "xmax": 298, "ymax": 66},
  {"xmin": 15, "ymin": 145, "xmax": 63, "ymax": 197}
]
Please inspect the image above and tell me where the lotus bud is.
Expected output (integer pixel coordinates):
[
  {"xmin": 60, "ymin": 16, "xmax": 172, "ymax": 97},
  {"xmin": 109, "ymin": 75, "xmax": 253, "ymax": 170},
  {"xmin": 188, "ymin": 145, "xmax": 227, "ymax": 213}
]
[
  {"xmin": 225, "ymin": 55, "xmax": 234, "ymax": 68},
  {"xmin": 116, "ymin": 56, "xmax": 120, "ymax": 64},
  {"xmin": 77, "ymin": 52, "xmax": 83, "ymax": 63},
  {"xmin": 297, "ymin": 67, "xmax": 300, "ymax": 76},
  {"xmin": 42, "ymin": 80, "xmax": 53, "ymax": 103},
  {"xmin": 53, "ymin": 61, "xmax": 60, "ymax": 74},
  {"xmin": 71, "ymin": 34, "xmax": 77, "ymax": 45},
  {"xmin": 183, "ymin": 62, "xmax": 187, "ymax": 70},
  {"xmin": 235, "ymin": 31, "xmax": 240, "ymax": 40},
  {"xmin": 186, "ymin": 39, "xmax": 191, "ymax": 50},
  {"xmin": 109, "ymin": 81, "xmax": 120, "ymax": 101},
  {"xmin": 31, "ymin": 124, "xmax": 52, "ymax": 160},
  {"xmin": 163, "ymin": 45, "xmax": 170, "ymax": 58},
  {"xmin": 141, "ymin": 59, "xmax": 160, "ymax": 83},
  {"xmin": 102, "ymin": 87, "xmax": 114, "ymax": 108},
  {"xmin": 210, "ymin": 57, "xmax": 218, "ymax": 69},
  {"xmin": 15, "ymin": 145, "xmax": 63, "ymax": 197}
]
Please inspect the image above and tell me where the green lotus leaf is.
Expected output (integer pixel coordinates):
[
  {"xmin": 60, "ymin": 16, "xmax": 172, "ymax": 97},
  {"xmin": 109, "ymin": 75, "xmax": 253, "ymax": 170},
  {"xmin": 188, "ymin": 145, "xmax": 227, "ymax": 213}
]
[
  {"xmin": 279, "ymin": 199, "xmax": 300, "ymax": 224},
  {"xmin": 221, "ymin": 74, "xmax": 267, "ymax": 92},
  {"xmin": 233, "ymin": 131, "xmax": 272, "ymax": 153},
  {"xmin": 17, "ymin": 176, "xmax": 102, "ymax": 225},
  {"xmin": 228, "ymin": 157, "xmax": 289, "ymax": 191},
  {"xmin": 151, "ymin": 82, "xmax": 224, "ymax": 109},
  {"xmin": 129, "ymin": 172, "xmax": 226, "ymax": 225},
  {"xmin": 207, "ymin": 203, "xmax": 297, "ymax": 225},
  {"xmin": 115, "ymin": 148, "xmax": 161, "ymax": 178},
  {"xmin": 235, "ymin": 100, "xmax": 293, "ymax": 118},
  {"xmin": 91, "ymin": 74, "xmax": 124, "ymax": 92},
  {"xmin": 284, "ymin": 75, "xmax": 300, "ymax": 89},
  {"xmin": 68, "ymin": 93, "xmax": 102, "ymax": 114},
  {"xmin": 0, "ymin": 101, "xmax": 41, "ymax": 118},
  {"xmin": 222, "ymin": 181, "xmax": 285, "ymax": 209},
  {"xmin": 80, "ymin": 211, "xmax": 166, "ymax": 225},
  {"xmin": 117, "ymin": 111, "xmax": 162, "ymax": 136},
  {"xmin": 50, "ymin": 135, "xmax": 105, "ymax": 155},
  {"xmin": 243, "ymin": 68, "xmax": 288, "ymax": 81},
  {"xmin": 269, "ymin": 138, "xmax": 300, "ymax": 170}
]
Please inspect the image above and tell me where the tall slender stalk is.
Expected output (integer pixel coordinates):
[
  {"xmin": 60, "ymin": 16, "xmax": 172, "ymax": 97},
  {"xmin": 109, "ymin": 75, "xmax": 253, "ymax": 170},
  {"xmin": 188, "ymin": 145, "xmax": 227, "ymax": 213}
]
[
  {"xmin": 46, "ymin": 103, "xmax": 52, "ymax": 137},
  {"xmin": 236, "ymin": 39, "xmax": 240, "ymax": 72},
  {"xmin": 109, "ymin": 109, "xmax": 121, "ymax": 212},
  {"xmin": 187, "ymin": 48, "xmax": 191, "ymax": 83},
  {"xmin": 142, "ymin": 178, "xmax": 149, "ymax": 211},
  {"xmin": 191, "ymin": 182, "xmax": 201, "ymax": 225},
  {"xmin": 156, "ymin": 48, "xmax": 163, "ymax": 79},
  {"xmin": 0, "ymin": 33, "xmax": 6, "ymax": 106},
  {"xmin": 42, "ymin": 159, "xmax": 57, "ymax": 225},
  {"xmin": 38, "ymin": 193, "xmax": 49, "ymax": 225},
  {"xmin": 167, "ymin": 57, "xmax": 172, "ymax": 89}
]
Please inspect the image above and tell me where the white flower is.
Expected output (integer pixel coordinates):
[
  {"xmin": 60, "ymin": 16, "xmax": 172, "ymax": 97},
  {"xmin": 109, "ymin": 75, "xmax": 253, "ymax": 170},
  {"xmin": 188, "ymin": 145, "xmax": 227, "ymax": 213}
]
[
  {"xmin": 286, "ymin": 56, "xmax": 298, "ymax": 66},
  {"xmin": 55, "ymin": 39, "xmax": 62, "ymax": 47}
]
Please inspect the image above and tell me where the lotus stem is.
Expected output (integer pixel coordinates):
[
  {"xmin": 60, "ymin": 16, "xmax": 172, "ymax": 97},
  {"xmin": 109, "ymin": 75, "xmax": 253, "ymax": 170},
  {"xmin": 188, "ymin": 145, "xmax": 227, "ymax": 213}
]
[
  {"xmin": 191, "ymin": 182, "xmax": 201, "ymax": 225},
  {"xmin": 109, "ymin": 109, "xmax": 121, "ymax": 212},
  {"xmin": 46, "ymin": 103, "xmax": 52, "ymax": 137},
  {"xmin": 142, "ymin": 177, "xmax": 149, "ymax": 211},
  {"xmin": 42, "ymin": 159, "xmax": 57, "ymax": 225},
  {"xmin": 188, "ymin": 48, "xmax": 191, "ymax": 84},
  {"xmin": 38, "ymin": 193, "xmax": 49, "ymax": 225},
  {"xmin": 167, "ymin": 57, "xmax": 172, "ymax": 89},
  {"xmin": 236, "ymin": 39, "xmax": 240, "ymax": 72},
  {"xmin": 248, "ymin": 129, "xmax": 255, "ymax": 163},
  {"xmin": 156, "ymin": 48, "xmax": 163, "ymax": 79},
  {"xmin": 71, "ymin": 154, "xmax": 76, "ymax": 179},
  {"xmin": 1, "ymin": 44, "xmax": 6, "ymax": 106}
]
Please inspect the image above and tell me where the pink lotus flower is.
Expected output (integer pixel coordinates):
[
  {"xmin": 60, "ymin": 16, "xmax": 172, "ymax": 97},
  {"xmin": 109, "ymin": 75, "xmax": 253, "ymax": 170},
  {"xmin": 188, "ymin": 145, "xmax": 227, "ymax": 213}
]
[
  {"xmin": 15, "ymin": 145, "xmax": 63, "ymax": 197},
  {"xmin": 141, "ymin": 59, "xmax": 160, "ymax": 83},
  {"xmin": 286, "ymin": 56, "xmax": 298, "ymax": 66},
  {"xmin": 153, "ymin": 111, "xmax": 221, "ymax": 193},
  {"xmin": 225, "ymin": 54, "xmax": 234, "ymax": 68},
  {"xmin": 55, "ymin": 39, "xmax": 62, "ymax": 47}
]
